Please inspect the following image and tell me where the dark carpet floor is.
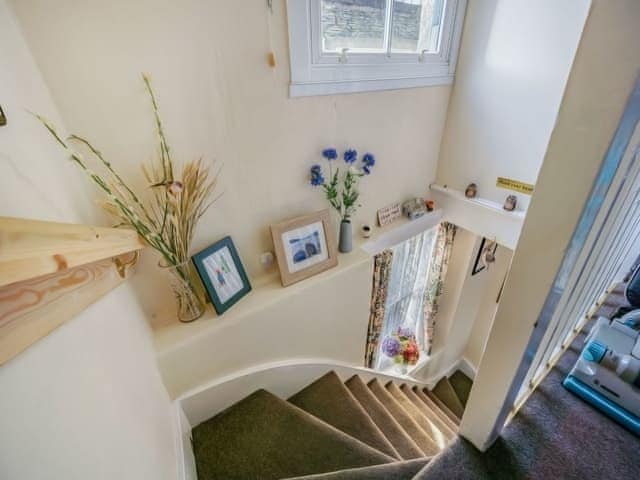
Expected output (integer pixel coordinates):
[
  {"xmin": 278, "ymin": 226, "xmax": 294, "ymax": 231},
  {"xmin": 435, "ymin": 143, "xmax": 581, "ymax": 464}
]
[{"xmin": 417, "ymin": 286, "xmax": 640, "ymax": 479}]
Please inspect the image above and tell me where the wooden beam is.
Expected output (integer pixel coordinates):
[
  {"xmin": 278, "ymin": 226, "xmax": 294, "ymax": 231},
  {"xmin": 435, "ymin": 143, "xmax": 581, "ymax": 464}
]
[{"xmin": 0, "ymin": 217, "xmax": 145, "ymax": 287}]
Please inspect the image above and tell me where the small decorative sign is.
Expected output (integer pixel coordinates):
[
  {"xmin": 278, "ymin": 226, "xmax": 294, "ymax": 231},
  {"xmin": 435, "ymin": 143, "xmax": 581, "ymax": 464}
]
[
  {"xmin": 377, "ymin": 203, "xmax": 401, "ymax": 227},
  {"xmin": 496, "ymin": 177, "xmax": 534, "ymax": 195}
]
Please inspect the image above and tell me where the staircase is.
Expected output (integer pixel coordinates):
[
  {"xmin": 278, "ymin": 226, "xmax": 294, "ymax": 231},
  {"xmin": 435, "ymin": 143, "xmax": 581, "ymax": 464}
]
[{"xmin": 191, "ymin": 369, "xmax": 473, "ymax": 479}]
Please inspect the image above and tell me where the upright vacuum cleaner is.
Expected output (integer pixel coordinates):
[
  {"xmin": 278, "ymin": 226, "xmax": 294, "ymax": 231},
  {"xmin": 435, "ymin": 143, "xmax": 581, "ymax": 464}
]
[{"xmin": 563, "ymin": 265, "xmax": 640, "ymax": 436}]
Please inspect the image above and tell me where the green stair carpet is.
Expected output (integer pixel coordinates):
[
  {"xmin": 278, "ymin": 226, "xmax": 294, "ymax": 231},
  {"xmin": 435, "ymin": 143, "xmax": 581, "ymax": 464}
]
[
  {"xmin": 192, "ymin": 389, "xmax": 393, "ymax": 480},
  {"xmin": 345, "ymin": 375, "xmax": 425, "ymax": 460},
  {"xmin": 283, "ymin": 458, "xmax": 430, "ymax": 480},
  {"xmin": 432, "ymin": 377, "xmax": 465, "ymax": 419},
  {"xmin": 192, "ymin": 371, "xmax": 469, "ymax": 479},
  {"xmin": 449, "ymin": 370, "xmax": 473, "ymax": 407},
  {"xmin": 289, "ymin": 371, "xmax": 400, "ymax": 459},
  {"xmin": 400, "ymin": 384, "xmax": 456, "ymax": 441},
  {"xmin": 367, "ymin": 379, "xmax": 439, "ymax": 455},
  {"xmin": 386, "ymin": 382, "xmax": 451, "ymax": 450},
  {"xmin": 412, "ymin": 386, "xmax": 459, "ymax": 433}
]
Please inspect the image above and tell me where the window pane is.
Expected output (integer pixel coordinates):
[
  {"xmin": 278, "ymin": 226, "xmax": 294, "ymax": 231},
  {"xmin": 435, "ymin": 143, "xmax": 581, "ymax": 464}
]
[
  {"xmin": 373, "ymin": 227, "xmax": 437, "ymax": 372},
  {"xmin": 391, "ymin": 0, "xmax": 445, "ymax": 53},
  {"xmin": 321, "ymin": 0, "xmax": 388, "ymax": 52}
]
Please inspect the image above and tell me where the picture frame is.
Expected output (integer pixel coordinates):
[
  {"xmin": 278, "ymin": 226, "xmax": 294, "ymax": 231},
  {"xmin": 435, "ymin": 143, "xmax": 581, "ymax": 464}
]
[
  {"xmin": 192, "ymin": 236, "xmax": 251, "ymax": 315},
  {"xmin": 472, "ymin": 237, "xmax": 498, "ymax": 276},
  {"xmin": 270, "ymin": 209, "xmax": 338, "ymax": 286}
]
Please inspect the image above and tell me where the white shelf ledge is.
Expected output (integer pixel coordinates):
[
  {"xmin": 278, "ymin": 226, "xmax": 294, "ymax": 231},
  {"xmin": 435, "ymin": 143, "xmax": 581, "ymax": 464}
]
[{"xmin": 429, "ymin": 184, "xmax": 525, "ymax": 250}]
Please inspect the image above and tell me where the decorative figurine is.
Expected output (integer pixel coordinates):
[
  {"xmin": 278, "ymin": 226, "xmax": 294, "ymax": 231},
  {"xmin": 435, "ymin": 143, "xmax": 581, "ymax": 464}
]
[
  {"xmin": 402, "ymin": 197, "xmax": 427, "ymax": 220},
  {"xmin": 503, "ymin": 194, "xmax": 518, "ymax": 211},
  {"xmin": 425, "ymin": 199, "xmax": 435, "ymax": 212},
  {"xmin": 465, "ymin": 183, "xmax": 478, "ymax": 198},
  {"xmin": 361, "ymin": 224, "xmax": 372, "ymax": 238}
]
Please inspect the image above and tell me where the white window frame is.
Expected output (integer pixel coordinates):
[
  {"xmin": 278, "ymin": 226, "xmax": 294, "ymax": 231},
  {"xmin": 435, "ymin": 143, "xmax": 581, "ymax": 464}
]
[{"xmin": 287, "ymin": 0, "xmax": 467, "ymax": 97}]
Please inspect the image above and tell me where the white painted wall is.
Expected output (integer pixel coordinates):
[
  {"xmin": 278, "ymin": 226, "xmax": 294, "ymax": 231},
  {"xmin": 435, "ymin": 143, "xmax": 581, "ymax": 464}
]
[
  {"xmin": 461, "ymin": 0, "xmax": 640, "ymax": 450},
  {"xmin": 0, "ymin": 2, "xmax": 178, "ymax": 478},
  {"xmin": 10, "ymin": 0, "xmax": 452, "ymax": 329},
  {"xmin": 464, "ymin": 245, "xmax": 513, "ymax": 368},
  {"xmin": 437, "ymin": 0, "xmax": 591, "ymax": 212}
]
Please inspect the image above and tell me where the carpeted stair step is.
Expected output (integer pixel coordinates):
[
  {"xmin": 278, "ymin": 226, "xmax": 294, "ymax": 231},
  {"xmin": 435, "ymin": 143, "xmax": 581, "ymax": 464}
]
[
  {"xmin": 421, "ymin": 388, "xmax": 461, "ymax": 426},
  {"xmin": 449, "ymin": 370, "xmax": 473, "ymax": 408},
  {"xmin": 412, "ymin": 387, "xmax": 459, "ymax": 433},
  {"xmin": 345, "ymin": 375, "xmax": 424, "ymax": 460},
  {"xmin": 399, "ymin": 384, "xmax": 456, "ymax": 442},
  {"xmin": 385, "ymin": 382, "xmax": 450, "ymax": 450},
  {"xmin": 367, "ymin": 379, "xmax": 439, "ymax": 456},
  {"xmin": 192, "ymin": 389, "xmax": 394, "ymax": 480},
  {"xmin": 289, "ymin": 371, "xmax": 400, "ymax": 459},
  {"xmin": 431, "ymin": 377, "xmax": 465, "ymax": 419},
  {"xmin": 283, "ymin": 458, "xmax": 430, "ymax": 480}
]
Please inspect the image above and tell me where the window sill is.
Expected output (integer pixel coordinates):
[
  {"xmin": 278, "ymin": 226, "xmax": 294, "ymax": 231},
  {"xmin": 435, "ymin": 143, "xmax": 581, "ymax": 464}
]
[{"xmin": 289, "ymin": 74, "xmax": 454, "ymax": 98}]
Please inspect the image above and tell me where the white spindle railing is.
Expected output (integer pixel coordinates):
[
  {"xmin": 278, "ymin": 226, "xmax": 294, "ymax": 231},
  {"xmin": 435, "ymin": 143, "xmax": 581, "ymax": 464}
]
[{"xmin": 512, "ymin": 132, "xmax": 640, "ymax": 413}]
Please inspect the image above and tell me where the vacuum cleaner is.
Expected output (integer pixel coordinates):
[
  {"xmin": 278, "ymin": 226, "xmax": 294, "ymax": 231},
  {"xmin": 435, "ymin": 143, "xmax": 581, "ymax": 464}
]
[{"xmin": 563, "ymin": 266, "xmax": 640, "ymax": 436}]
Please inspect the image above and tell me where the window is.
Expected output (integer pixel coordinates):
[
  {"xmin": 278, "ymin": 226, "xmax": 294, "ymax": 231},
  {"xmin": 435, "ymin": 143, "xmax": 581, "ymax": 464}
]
[
  {"xmin": 287, "ymin": 0, "xmax": 467, "ymax": 97},
  {"xmin": 374, "ymin": 227, "xmax": 437, "ymax": 371}
]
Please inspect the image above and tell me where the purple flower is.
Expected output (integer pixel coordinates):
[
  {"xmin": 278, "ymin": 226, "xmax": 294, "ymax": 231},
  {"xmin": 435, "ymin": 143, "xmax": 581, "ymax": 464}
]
[
  {"xmin": 344, "ymin": 149, "xmax": 358, "ymax": 164},
  {"xmin": 398, "ymin": 327, "xmax": 414, "ymax": 339},
  {"xmin": 310, "ymin": 164, "xmax": 325, "ymax": 186},
  {"xmin": 381, "ymin": 336, "xmax": 402, "ymax": 357},
  {"xmin": 322, "ymin": 148, "xmax": 338, "ymax": 160}
]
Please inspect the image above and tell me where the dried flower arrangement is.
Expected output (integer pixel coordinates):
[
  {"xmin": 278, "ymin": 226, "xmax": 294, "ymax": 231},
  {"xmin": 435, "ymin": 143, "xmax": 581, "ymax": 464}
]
[{"xmin": 35, "ymin": 74, "xmax": 218, "ymax": 322}]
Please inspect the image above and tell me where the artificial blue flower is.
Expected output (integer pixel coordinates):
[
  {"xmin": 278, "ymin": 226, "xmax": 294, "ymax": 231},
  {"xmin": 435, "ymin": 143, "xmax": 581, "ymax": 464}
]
[
  {"xmin": 344, "ymin": 149, "xmax": 358, "ymax": 164},
  {"xmin": 310, "ymin": 164, "xmax": 325, "ymax": 186},
  {"xmin": 322, "ymin": 148, "xmax": 338, "ymax": 160},
  {"xmin": 362, "ymin": 153, "xmax": 375, "ymax": 167},
  {"xmin": 363, "ymin": 166, "xmax": 371, "ymax": 175}
]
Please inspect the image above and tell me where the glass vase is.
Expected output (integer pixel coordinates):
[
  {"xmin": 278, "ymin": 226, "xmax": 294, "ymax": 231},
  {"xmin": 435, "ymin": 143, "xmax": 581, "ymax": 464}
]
[
  {"xmin": 394, "ymin": 363, "xmax": 409, "ymax": 375},
  {"xmin": 160, "ymin": 260, "xmax": 205, "ymax": 323}
]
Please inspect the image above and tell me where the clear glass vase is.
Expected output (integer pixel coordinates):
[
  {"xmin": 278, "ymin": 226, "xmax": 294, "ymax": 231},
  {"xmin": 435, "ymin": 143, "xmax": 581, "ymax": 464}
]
[{"xmin": 160, "ymin": 260, "xmax": 205, "ymax": 323}]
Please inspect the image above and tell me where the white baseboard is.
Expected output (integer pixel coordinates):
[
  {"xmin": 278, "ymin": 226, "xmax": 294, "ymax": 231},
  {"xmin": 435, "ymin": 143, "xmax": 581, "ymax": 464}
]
[{"xmin": 173, "ymin": 402, "xmax": 197, "ymax": 480}]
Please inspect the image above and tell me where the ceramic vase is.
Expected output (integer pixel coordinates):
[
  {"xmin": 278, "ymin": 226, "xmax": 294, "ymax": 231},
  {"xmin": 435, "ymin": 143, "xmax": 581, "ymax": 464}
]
[{"xmin": 339, "ymin": 220, "xmax": 353, "ymax": 253}]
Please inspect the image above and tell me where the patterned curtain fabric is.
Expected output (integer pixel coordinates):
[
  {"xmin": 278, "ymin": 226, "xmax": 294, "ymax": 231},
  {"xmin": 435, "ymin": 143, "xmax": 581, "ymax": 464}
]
[
  {"xmin": 364, "ymin": 249, "xmax": 394, "ymax": 367},
  {"xmin": 424, "ymin": 221, "xmax": 457, "ymax": 354}
]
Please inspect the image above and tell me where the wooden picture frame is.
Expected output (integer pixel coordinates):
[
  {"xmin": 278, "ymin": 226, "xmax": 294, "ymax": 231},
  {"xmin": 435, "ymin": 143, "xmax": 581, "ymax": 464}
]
[
  {"xmin": 270, "ymin": 210, "xmax": 338, "ymax": 286},
  {"xmin": 192, "ymin": 236, "xmax": 251, "ymax": 315}
]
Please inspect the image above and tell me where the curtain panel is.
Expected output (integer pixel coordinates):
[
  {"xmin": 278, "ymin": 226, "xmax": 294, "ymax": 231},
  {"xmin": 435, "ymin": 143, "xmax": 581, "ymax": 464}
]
[
  {"xmin": 424, "ymin": 221, "xmax": 457, "ymax": 354},
  {"xmin": 364, "ymin": 249, "xmax": 394, "ymax": 367}
]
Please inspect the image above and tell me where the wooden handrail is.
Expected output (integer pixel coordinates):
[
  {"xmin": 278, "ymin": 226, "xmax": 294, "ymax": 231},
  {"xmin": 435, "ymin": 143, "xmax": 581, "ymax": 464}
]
[
  {"xmin": 0, "ymin": 217, "xmax": 145, "ymax": 287},
  {"xmin": 0, "ymin": 217, "xmax": 146, "ymax": 365}
]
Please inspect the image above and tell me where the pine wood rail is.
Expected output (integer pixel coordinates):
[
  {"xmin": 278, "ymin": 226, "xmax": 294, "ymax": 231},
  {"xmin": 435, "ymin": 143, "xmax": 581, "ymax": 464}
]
[
  {"xmin": 0, "ymin": 217, "xmax": 145, "ymax": 366},
  {"xmin": 0, "ymin": 216, "xmax": 145, "ymax": 287}
]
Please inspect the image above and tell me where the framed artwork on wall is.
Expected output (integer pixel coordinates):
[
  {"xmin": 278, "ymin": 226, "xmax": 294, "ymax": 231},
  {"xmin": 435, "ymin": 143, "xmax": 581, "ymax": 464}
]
[
  {"xmin": 472, "ymin": 237, "xmax": 498, "ymax": 276},
  {"xmin": 270, "ymin": 209, "xmax": 338, "ymax": 286},
  {"xmin": 192, "ymin": 236, "xmax": 251, "ymax": 315}
]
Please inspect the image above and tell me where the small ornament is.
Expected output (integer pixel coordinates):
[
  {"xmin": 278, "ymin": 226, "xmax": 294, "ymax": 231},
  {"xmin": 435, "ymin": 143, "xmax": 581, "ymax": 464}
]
[
  {"xmin": 425, "ymin": 199, "xmax": 435, "ymax": 212},
  {"xmin": 465, "ymin": 183, "xmax": 477, "ymax": 198},
  {"xmin": 503, "ymin": 194, "xmax": 517, "ymax": 211},
  {"xmin": 402, "ymin": 197, "xmax": 427, "ymax": 220},
  {"xmin": 361, "ymin": 224, "xmax": 372, "ymax": 238}
]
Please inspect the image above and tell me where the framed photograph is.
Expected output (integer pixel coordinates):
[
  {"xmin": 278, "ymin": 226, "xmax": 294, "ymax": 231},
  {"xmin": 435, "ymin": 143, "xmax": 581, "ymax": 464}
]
[
  {"xmin": 270, "ymin": 210, "xmax": 338, "ymax": 286},
  {"xmin": 192, "ymin": 236, "xmax": 251, "ymax": 314},
  {"xmin": 472, "ymin": 237, "xmax": 498, "ymax": 276}
]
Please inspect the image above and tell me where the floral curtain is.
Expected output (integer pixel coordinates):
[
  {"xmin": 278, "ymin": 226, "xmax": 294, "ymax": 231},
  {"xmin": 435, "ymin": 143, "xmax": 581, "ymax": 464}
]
[
  {"xmin": 365, "ymin": 249, "xmax": 394, "ymax": 367},
  {"xmin": 424, "ymin": 221, "xmax": 457, "ymax": 354}
]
